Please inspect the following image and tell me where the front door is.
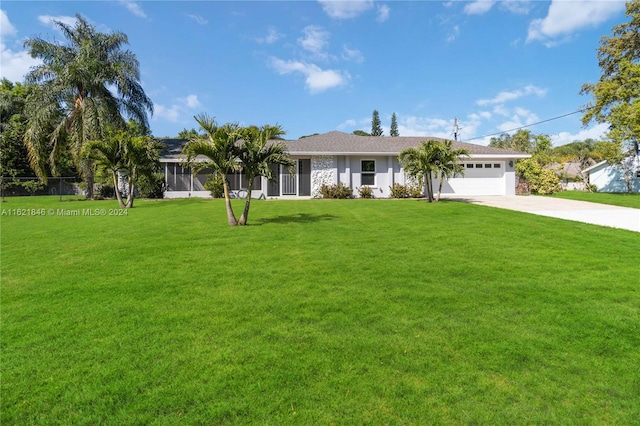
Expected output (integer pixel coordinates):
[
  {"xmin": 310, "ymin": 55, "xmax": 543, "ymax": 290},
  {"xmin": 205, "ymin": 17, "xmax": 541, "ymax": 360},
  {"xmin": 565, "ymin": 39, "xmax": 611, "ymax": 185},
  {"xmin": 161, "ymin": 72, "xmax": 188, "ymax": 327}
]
[{"xmin": 299, "ymin": 159, "xmax": 311, "ymax": 196}]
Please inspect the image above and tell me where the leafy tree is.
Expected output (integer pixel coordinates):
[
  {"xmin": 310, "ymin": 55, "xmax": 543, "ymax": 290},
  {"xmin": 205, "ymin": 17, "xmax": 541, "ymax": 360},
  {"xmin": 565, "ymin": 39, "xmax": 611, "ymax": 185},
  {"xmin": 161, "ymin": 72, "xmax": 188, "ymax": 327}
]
[
  {"xmin": 299, "ymin": 133, "xmax": 319, "ymax": 139},
  {"xmin": 23, "ymin": 14, "xmax": 153, "ymax": 199},
  {"xmin": 352, "ymin": 130, "xmax": 371, "ymax": 136},
  {"xmin": 390, "ymin": 112, "xmax": 399, "ymax": 137},
  {"xmin": 237, "ymin": 125, "xmax": 294, "ymax": 225},
  {"xmin": 178, "ymin": 128, "xmax": 200, "ymax": 140},
  {"xmin": 433, "ymin": 140, "xmax": 469, "ymax": 202},
  {"xmin": 182, "ymin": 114, "xmax": 243, "ymax": 226},
  {"xmin": 1, "ymin": 80, "xmax": 34, "ymax": 187},
  {"xmin": 399, "ymin": 140, "xmax": 443, "ymax": 202},
  {"xmin": 371, "ymin": 109, "xmax": 383, "ymax": 136},
  {"xmin": 581, "ymin": 0, "xmax": 640, "ymax": 156},
  {"xmin": 489, "ymin": 129, "xmax": 534, "ymax": 153}
]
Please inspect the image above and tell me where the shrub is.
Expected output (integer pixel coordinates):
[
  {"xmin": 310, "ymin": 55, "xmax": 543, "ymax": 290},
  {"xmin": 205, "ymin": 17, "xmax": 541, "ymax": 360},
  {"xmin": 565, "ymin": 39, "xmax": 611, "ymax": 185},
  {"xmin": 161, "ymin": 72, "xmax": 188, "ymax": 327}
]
[
  {"xmin": 204, "ymin": 174, "xmax": 224, "ymax": 198},
  {"xmin": 358, "ymin": 186, "xmax": 374, "ymax": 198},
  {"xmin": 96, "ymin": 183, "xmax": 115, "ymax": 198},
  {"xmin": 320, "ymin": 183, "xmax": 353, "ymax": 199},
  {"xmin": 138, "ymin": 173, "xmax": 165, "ymax": 199},
  {"xmin": 516, "ymin": 159, "xmax": 561, "ymax": 195},
  {"xmin": 390, "ymin": 183, "xmax": 409, "ymax": 198},
  {"xmin": 390, "ymin": 183, "xmax": 423, "ymax": 198}
]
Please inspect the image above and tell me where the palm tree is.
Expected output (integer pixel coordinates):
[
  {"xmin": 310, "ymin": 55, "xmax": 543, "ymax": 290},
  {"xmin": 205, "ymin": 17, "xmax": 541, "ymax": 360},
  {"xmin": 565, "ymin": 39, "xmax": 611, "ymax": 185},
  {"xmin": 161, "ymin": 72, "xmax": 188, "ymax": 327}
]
[
  {"xmin": 433, "ymin": 140, "xmax": 469, "ymax": 202},
  {"xmin": 121, "ymin": 135, "xmax": 162, "ymax": 208},
  {"xmin": 237, "ymin": 125, "xmax": 294, "ymax": 226},
  {"xmin": 399, "ymin": 140, "xmax": 442, "ymax": 202},
  {"xmin": 82, "ymin": 134, "xmax": 127, "ymax": 208},
  {"xmin": 23, "ymin": 14, "xmax": 153, "ymax": 199},
  {"xmin": 82, "ymin": 128, "xmax": 161, "ymax": 208},
  {"xmin": 182, "ymin": 114, "xmax": 242, "ymax": 226}
]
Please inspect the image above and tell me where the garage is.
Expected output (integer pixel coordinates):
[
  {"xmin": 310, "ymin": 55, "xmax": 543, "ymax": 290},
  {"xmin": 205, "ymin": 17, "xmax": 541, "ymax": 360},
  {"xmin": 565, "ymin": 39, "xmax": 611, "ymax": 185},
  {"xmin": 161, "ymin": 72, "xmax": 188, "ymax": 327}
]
[{"xmin": 442, "ymin": 161, "xmax": 506, "ymax": 196}]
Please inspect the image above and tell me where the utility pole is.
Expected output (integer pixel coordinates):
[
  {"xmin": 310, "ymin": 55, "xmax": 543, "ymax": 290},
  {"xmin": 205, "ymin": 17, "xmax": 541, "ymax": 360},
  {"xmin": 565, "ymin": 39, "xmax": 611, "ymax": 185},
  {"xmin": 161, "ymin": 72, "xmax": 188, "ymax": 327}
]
[{"xmin": 453, "ymin": 117, "xmax": 459, "ymax": 141}]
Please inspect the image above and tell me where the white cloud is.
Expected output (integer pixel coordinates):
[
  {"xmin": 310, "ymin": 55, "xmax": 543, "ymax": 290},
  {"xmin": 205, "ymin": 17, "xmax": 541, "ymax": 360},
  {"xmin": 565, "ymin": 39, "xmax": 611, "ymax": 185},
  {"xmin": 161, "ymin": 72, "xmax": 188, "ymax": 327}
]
[
  {"xmin": 318, "ymin": 0, "xmax": 374, "ymax": 19},
  {"xmin": 552, "ymin": 122, "xmax": 609, "ymax": 146},
  {"xmin": 186, "ymin": 14, "xmax": 208, "ymax": 25},
  {"xmin": 446, "ymin": 25, "xmax": 460, "ymax": 42},
  {"xmin": 1, "ymin": 10, "xmax": 16, "ymax": 36},
  {"xmin": 463, "ymin": 1, "xmax": 496, "ymax": 15},
  {"xmin": 476, "ymin": 84, "xmax": 547, "ymax": 106},
  {"xmin": 398, "ymin": 116, "xmax": 452, "ymax": 138},
  {"xmin": 496, "ymin": 107, "xmax": 539, "ymax": 132},
  {"xmin": 38, "ymin": 15, "xmax": 77, "ymax": 29},
  {"xmin": 0, "ymin": 42, "xmax": 42, "ymax": 82},
  {"xmin": 153, "ymin": 94, "xmax": 201, "ymax": 123},
  {"xmin": 269, "ymin": 58, "xmax": 349, "ymax": 94},
  {"xmin": 154, "ymin": 104, "xmax": 181, "ymax": 123},
  {"xmin": 527, "ymin": 0, "xmax": 625, "ymax": 44},
  {"xmin": 500, "ymin": 0, "xmax": 531, "ymax": 15},
  {"xmin": 377, "ymin": 5, "xmax": 390, "ymax": 22},
  {"xmin": 342, "ymin": 44, "xmax": 364, "ymax": 63},
  {"xmin": 256, "ymin": 27, "xmax": 282, "ymax": 44},
  {"xmin": 1, "ymin": 12, "xmax": 41, "ymax": 82},
  {"xmin": 119, "ymin": 0, "xmax": 147, "ymax": 19},
  {"xmin": 298, "ymin": 25, "xmax": 330, "ymax": 56},
  {"xmin": 182, "ymin": 94, "xmax": 201, "ymax": 109}
]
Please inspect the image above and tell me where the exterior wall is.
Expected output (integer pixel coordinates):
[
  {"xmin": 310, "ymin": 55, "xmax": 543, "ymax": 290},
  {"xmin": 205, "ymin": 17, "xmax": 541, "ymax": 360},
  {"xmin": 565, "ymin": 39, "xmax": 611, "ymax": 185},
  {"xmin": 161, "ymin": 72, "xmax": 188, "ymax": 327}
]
[
  {"xmin": 162, "ymin": 156, "xmax": 523, "ymax": 199},
  {"xmin": 590, "ymin": 161, "xmax": 640, "ymax": 193},
  {"xmin": 311, "ymin": 156, "xmax": 337, "ymax": 198}
]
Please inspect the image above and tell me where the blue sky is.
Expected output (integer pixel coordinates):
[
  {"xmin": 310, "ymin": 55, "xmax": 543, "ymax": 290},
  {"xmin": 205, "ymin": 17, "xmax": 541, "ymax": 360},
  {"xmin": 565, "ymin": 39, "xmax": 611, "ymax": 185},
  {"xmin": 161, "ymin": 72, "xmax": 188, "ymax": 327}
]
[{"xmin": 0, "ymin": 1, "xmax": 628, "ymax": 145}]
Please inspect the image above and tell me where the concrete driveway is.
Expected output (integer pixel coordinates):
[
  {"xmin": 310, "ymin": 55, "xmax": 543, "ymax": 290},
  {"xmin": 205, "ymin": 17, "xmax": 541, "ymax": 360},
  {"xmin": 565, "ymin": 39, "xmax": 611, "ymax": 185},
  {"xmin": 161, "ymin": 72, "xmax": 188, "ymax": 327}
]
[{"xmin": 447, "ymin": 195, "xmax": 640, "ymax": 233}]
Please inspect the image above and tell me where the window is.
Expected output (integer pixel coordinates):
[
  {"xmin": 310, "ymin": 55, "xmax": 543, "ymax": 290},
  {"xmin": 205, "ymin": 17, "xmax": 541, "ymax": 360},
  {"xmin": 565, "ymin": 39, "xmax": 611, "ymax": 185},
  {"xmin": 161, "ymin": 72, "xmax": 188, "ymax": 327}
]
[
  {"xmin": 485, "ymin": 164, "xmax": 492, "ymax": 168},
  {"xmin": 476, "ymin": 164, "xmax": 483, "ymax": 168},
  {"xmin": 361, "ymin": 160, "xmax": 375, "ymax": 185},
  {"xmin": 466, "ymin": 164, "xmax": 474, "ymax": 169},
  {"xmin": 494, "ymin": 163, "xmax": 501, "ymax": 168}
]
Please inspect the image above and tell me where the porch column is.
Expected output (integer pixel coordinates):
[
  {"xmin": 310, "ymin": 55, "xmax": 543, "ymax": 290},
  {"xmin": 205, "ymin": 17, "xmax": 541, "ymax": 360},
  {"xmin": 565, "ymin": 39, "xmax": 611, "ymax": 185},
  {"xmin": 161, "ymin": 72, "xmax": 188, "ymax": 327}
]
[
  {"xmin": 388, "ymin": 156, "xmax": 394, "ymax": 186},
  {"xmin": 345, "ymin": 156, "xmax": 351, "ymax": 187}
]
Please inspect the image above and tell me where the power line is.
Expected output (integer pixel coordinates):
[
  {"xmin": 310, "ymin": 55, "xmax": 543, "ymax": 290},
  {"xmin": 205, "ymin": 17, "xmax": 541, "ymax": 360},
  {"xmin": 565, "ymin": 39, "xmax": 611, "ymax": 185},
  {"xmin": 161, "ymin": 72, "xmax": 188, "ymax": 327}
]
[{"xmin": 465, "ymin": 108, "xmax": 592, "ymax": 142}]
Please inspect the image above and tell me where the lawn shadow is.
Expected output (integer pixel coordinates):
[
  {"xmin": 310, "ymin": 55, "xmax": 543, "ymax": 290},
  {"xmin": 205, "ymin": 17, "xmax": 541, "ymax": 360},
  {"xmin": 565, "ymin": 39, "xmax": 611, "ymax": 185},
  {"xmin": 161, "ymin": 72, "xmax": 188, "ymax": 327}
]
[{"xmin": 254, "ymin": 213, "xmax": 338, "ymax": 225}]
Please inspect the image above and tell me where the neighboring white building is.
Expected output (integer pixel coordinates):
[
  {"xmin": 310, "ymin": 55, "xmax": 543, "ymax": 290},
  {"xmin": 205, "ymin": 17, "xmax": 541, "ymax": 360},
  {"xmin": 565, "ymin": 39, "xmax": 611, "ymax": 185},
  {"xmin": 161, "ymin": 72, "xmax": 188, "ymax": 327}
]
[
  {"xmin": 160, "ymin": 131, "xmax": 531, "ymax": 199},
  {"xmin": 583, "ymin": 154, "xmax": 640, "ymax": 193}
]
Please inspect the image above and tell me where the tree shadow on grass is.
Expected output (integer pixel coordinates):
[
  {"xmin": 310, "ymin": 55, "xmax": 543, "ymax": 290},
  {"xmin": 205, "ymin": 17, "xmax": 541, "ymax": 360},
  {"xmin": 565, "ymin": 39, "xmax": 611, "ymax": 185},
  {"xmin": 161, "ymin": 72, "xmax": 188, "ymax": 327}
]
[{"xmin": 254, "ymin": 213, "xmax": 338, "ymax": 225}]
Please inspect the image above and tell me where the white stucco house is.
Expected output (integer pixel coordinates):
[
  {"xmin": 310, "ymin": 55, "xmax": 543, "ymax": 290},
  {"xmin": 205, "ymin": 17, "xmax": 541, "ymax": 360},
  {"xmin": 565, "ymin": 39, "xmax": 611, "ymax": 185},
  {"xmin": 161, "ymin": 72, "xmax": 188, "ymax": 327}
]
[
  {"xmin": 583, "ymin": 153, "xmax": 640, "ymax": 193},
  {"xmin": 159, "ymin": 131, "xmax": 530, "ymax": 199}
]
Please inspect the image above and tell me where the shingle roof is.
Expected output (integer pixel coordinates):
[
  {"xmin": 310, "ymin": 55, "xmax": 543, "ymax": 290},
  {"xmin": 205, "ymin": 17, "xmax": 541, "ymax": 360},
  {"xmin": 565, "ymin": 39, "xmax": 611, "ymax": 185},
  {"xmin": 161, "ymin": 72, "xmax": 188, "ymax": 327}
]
[
  {"xmin": 283, "ymin": 131, "xmax": 529, "ymax": 157},
  {"xmin": 159, "ymin": 131, "xmax": 530, "ymax": 159}
]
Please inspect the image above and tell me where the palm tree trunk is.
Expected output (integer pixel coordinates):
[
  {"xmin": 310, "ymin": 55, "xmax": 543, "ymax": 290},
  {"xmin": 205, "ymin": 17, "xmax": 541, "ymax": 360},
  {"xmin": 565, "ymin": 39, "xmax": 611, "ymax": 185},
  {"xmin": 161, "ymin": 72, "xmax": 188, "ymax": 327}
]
[
  {"xmin": 425, "ymin": 172, "xmax": 434, "ymax": 202},
  {"xmin": 125, "ymin": 177, "xmax": 135, "ymax": 208},
  {"xmin": 111, "ymin": 170, "xmax": 126, "ymax": 209},
  {"xmin": 238, "ymin": 179, "xmax": 254, "ymax": 226},
  {"xmin": 435, "ymin": 172, "xmax": 444, "ymax": 202},
  {"xmin": 222, "ymin": 179, "xmax": 238, "ymax": 226},
  {"xmin": 82, "ymin": 159, "xmax": 95, "ymax": 199}
]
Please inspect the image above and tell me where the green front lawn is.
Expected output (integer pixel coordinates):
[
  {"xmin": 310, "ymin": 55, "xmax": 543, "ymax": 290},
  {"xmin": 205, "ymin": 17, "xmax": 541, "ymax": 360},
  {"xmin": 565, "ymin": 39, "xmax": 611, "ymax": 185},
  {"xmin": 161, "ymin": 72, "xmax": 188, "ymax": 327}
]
[
  {"xmin": 2, "ymin": 197, "xmax": 639, "ymax": 424},
  {"xmin": 552, "ymin": 190, "xmax": 640, "ymax": 208}
]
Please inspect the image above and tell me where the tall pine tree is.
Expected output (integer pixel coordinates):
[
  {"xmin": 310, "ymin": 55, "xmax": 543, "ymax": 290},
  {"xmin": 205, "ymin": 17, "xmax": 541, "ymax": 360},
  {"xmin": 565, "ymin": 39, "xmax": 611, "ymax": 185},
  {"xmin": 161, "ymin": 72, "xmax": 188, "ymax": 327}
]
[
  {"xmin": 371, "ymin": 110, "xmax": 383, "ymax": 136},
  {"xmin": 390, "ymin": 112, "xmax": 399, "ymax": 137}
]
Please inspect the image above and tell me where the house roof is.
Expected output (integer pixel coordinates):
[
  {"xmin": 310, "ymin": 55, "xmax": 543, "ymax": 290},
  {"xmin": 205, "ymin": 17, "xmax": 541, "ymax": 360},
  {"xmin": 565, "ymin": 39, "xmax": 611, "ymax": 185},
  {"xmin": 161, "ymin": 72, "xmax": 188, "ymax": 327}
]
[
  {"xmin": 159, "ymin": 131, "xmax": 531, "ymax": 161},
  {"xmin": 283, "ymin": 131, "xmax": 530, "ymax": 157}
]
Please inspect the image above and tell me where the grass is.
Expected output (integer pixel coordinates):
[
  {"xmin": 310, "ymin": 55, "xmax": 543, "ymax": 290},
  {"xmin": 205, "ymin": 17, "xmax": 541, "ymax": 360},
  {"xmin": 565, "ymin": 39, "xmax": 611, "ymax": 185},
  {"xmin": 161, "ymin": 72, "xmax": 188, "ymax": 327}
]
[
  {"xmin": 551, "ymin": 191, "xmax": 640, "ymax": 208},
  {"xmin": 2, "ymin": 196, "xmax": 639, "ymax": 424}
]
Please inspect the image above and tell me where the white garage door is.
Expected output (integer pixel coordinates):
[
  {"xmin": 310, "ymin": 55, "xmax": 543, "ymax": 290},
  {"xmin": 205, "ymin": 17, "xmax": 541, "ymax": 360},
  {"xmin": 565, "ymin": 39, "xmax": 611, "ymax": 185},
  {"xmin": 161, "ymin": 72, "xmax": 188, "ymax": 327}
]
[{"xmin": 441, "ymin": 162, "xmax": 505, "ymax": 196}]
